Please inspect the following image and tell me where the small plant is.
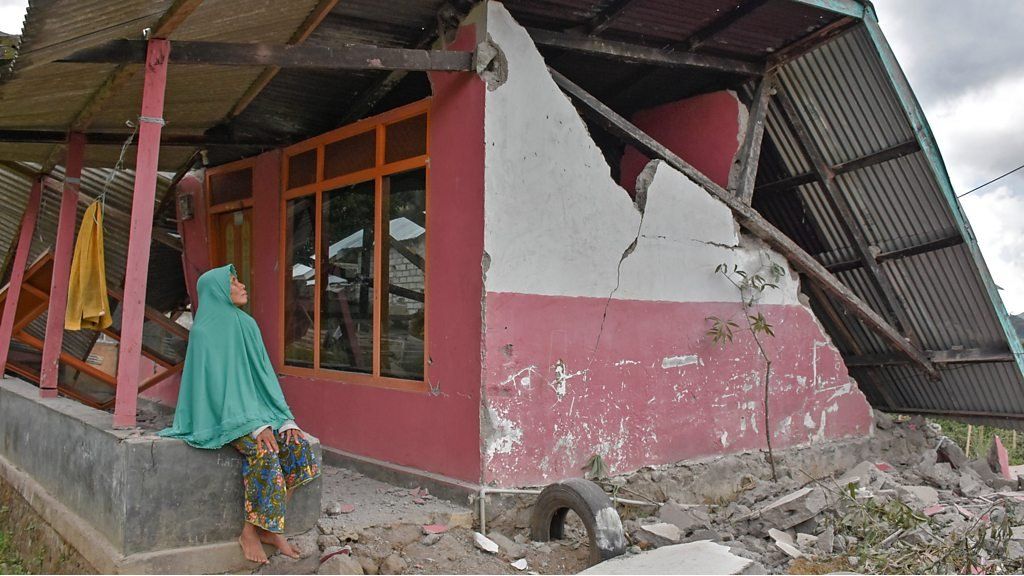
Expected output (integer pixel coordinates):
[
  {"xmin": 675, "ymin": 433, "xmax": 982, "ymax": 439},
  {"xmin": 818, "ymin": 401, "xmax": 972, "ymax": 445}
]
[
  {"xmin": 581, "ymin": 453, "xmax": 608, "ymax": 480},
  {"xmin": 707, "ymin": 257, "xmax": 784, "ymax": 480}
]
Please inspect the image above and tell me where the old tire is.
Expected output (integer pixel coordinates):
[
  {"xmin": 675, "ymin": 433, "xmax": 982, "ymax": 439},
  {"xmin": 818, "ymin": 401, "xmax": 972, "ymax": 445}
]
[{"xmin": 530, "ymin": 478, "xmax": 626, "ymax": 565}]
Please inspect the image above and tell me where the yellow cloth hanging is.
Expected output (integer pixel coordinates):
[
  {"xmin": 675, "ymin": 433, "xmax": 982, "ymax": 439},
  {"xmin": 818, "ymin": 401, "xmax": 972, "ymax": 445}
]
[{"xmin": 65, "ymin": 201, "xmax": 112, "ymax": 331}]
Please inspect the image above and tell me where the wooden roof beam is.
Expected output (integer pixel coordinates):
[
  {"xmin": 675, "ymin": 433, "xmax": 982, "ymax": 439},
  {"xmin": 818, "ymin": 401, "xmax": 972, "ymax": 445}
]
[
  {"xmin": 774, "ymin": 84, "xmax": 923, "ymax": 347},
  {"xmin": 39, "ymin": 0, "xmax": 204, "ymax": 174},
  {"xmin": 756, "ymin": 137, "xmax": 920, "ymax": 196},
  {"xmin": 846, "ymin": 346, "xmax": 1017, "ymax": 367},
  {"xmin": 682, "ymin": 0, "xmax": 771, "ymax": 52},
  {"xmin": 528, "ymin": 28, "xmax": 763, "ymax": 76},
  {"xmin": 825, "ymin": 232, "xmax": 964, "ymax": 274},
  {"xmin": 547, "ymin": 68, "xmax": 938, "ymax": 379},
  {"xmin": 733, "ymin": 71, "xmax": 776, "ymax": 204},
  {"xmin": 59, "ymin": 40, "xmax": 475, "ymax": 72}
]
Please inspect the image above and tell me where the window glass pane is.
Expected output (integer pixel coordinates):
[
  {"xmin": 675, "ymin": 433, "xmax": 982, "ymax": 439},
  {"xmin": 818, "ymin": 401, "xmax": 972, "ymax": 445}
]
[
  {"xmin": 324, "ymin": 131, "xmax": 376, "ymax": 180},
  {"xmin": 209, "ymin": 167, "xmax": 252, "ymax": 205},
  {"xmin": 284, "ymin": 196, "xmax": 316, "ymax": 368},
  {"xmin": 385, "ymin": 115, "xmax": 427, "ymax": 164},
  {"xmin": 381, "ymin": 168, "xmax": 426, "ymax": 380},
  {"xmin": 320, "ymin": 181, "xmax": 375, "ymax": 373},
  {"xmin": 287, "ymin": 149, "xmax": 317, "ymax": 189}
]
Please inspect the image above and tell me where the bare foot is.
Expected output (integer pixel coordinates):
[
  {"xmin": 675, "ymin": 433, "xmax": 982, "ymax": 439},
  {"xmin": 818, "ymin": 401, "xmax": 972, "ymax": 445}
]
[
  {"xmin": 258, "ymin": 528, "xmax": 301, "ymax": 559},
  {"xmin": 239, "ymin": 523, "xmax": 269, "ymax": 564}
]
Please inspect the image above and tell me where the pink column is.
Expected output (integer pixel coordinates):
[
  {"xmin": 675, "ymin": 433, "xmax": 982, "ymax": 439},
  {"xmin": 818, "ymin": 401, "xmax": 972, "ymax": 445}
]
[
  {"xmin": 39, "ymin": 133, "xmax": 86, "ymax": 398},
  {"xmin": 0, "ymin": 177, "xmax": 44, "ymax": 375},
  {"xmin": 113, "ymin": 38, "xmax": 170, "ymax": 428}
]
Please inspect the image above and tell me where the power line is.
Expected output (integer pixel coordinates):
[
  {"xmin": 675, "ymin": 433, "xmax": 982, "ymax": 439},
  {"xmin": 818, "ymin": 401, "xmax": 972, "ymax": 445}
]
[{"xmin": 957, "ymin": 162, "xmax": 1024, "ymax": 198}]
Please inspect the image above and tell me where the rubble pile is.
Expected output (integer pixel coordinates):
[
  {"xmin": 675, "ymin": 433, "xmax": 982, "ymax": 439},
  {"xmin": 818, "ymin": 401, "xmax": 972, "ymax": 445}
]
[{"xmin": 614, "ymin": 413, "xmax": 1024, "ymax": 574}]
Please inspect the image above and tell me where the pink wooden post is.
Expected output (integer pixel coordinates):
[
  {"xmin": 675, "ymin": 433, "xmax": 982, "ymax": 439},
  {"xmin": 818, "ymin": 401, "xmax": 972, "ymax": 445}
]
[
  {"xmin": 113, "ymin": 39, "xmax": 170, "ymax": 428},
  {"xmin": 0, "ymin": 177, "xmax": 44, "ymax": 375},
  {"xmin": 39, "ymin": 132, "xmax": 86, "ymax": 398}
]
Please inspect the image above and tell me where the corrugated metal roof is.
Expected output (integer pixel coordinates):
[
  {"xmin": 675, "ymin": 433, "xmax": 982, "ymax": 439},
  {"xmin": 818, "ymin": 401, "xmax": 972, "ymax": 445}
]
[{"xmin": 756, "ymin": 19, "xmax": 1024, "ymax": 426}]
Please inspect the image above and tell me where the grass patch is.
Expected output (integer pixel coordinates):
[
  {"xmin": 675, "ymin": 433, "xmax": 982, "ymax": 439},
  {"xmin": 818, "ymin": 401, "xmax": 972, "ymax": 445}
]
[
  {"xmin": 0, "ymin": 528, "xmax": 28, "ymax": 575},
  {"xmin": 929, "ymin": 417, "xmax": 1024, "ymax": 465}
]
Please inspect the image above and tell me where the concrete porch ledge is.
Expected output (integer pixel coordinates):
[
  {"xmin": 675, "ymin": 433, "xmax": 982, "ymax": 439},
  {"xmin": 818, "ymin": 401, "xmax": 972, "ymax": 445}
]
[{"xmin": 0, "ymin": 376, "xmax": 321, "ymax": 573}]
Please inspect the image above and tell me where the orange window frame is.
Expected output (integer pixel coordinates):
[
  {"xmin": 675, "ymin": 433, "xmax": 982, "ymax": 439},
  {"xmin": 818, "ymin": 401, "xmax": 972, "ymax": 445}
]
[
  {"xmin": 279, "ymin": 98, "xmax": 431, "ymax": 393},
  {"xmin": 205, "ymin": 156, "xmax": 257, "ymax": 305}
]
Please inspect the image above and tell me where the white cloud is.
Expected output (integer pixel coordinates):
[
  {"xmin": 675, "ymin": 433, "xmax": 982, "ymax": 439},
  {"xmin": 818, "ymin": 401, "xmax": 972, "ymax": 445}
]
[
  {"xmin": 0, "ymin": 1, "xmax": 27, "ymax": 36},
  {"xmin": 876, "ymin": 1, "xmax": 1024, "ymax": 317}
]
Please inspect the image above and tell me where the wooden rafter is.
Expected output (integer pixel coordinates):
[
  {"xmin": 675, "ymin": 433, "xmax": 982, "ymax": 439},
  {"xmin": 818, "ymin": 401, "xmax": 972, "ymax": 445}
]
[
  {"xmin": 38, "ymin": 0, "xmax": 205, "ymax": 174},
  {"xmin": 527, "ymin": 28, "xmax": 762, "ymax": 76},
  {"xmin": 733, "ymin": 71, "xmax": 776, "ymax": 204},
  {"xmin": 756, "ymin": 138, "xmax": 920, "ymax": 196},
  {"xmin": 846, "ymin": 347, "xmax": 1017, "ymax": 367},
  {"xmin": 825, "ymin": 232, "xmax": 964, "ymax": 274},
  {"xmin": 226, "ymin": 0, "xmax": 339, "ymax": 121},
  {"xmin": 548, "ymin": 68, "xmax": 938, "ymax": 379},
  {"xmin": 60, "ymin": 40, "xmax": 475, "ymax": 72},
  {"xmin": 577, "ymin": 0, "xmax": 638, "ymax": 36},
  {"xmin": 774, "ymin": 85, "xmax": 921, "ymax": 346},
  {"xmin": 682, "ymin": 0, "xmax": 771, "ymax": 52},
  {"xmin": 0, "ymin": 129, "xmax": 275, "ymax": 148}
]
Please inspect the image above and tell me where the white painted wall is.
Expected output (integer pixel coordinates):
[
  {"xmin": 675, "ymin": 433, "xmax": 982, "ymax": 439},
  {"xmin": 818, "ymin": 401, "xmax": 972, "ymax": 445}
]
[{"xmin": 482, "ymin": 3, "xmax": 800, "ymax": 306}]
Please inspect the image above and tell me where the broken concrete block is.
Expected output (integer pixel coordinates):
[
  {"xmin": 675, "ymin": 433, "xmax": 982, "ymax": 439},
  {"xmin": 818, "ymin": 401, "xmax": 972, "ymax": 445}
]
[
  {"xmin": 339, "ymin": 504, "xmax": 356, "ymax": 514},
  {"xmin": 838, "ymin": 461, "xmax": 890, "ymax": 489},
  {"xmin": 874, "ymin": 410, "xmax": 895, "ymax": 430},
  {"xmin": 754, "ymin": 487, "xmax": 828, "ymax": 530},
  {"xmin": 422, "ymin": 524, "xmax": 448, "ymax": 535},
  {"xmin": 578, "ymin": 541, "xmax": 756, "ymax": 575},
  {"xmin": 511, "ymin": 558, "xmax": 529, "ymax": 571},
  {"xmin": 487, "ymin": 531, "xmax": 527, "ymax": 559},
  {"xmin": 446, "ymin": 510, "xmax": 474, "ymax": 529},
  {"xmin": 657, "ymin": 502, "xmax": 710, "ymax": 534},
  {"xmin": 936, "ymin": 438, "xmax": 967, "ymax": 469},
  {"xmin": 325, "ymin": 502, "xmax": 344, "ymax": 516},
  {"xmin": 917, "ymin": 460, "xmax": 959, "ymax": 489},
  {"xmin": 318, "ymin": 554, "xmax": 365, "ymax": 575},
  {"xmin": 637, "ymin": 523, "xmax": 682, "ymax": 547},
  {"xmin": 379, "ymin": 554, "xmax": 407, "ymax": 575},
  {"xmin": 815, "ymin": 526, "xmax": 834, "ymax": 555},
  {"xmin": 988, "ymin": 436, "xmax": 1013, "ymax": 480},
  {"xmin": 958, "ymin": 468, "xmax": 993, "ymax": 497},
  {"xmin": 767, "ymin": 529, "xmax": 803, "ymax": 559},
  {"xmin": 474, "ymin": 532, "xmax": 500, "ymax": 554},
  {"xmin": 897, "ymin": 485, "xmax": 939, "ymax": 507},
  {"xmin": 922, "ymin": 504, "xmax": 946, "ymax": 517},
  {"xmin": 795, "ymin": 533, "xmax": 818, "ymax": 549},
  {"xmin": 318, "ymin": 534, "xmax": 342, "ymax": 550},
  {"xmin": 421, "ymin": 533, "xmax": 443, "ymax": 546},
  {"xmin": 967, "ymin": 459, "xmax": 1018, "ymax": 490}
]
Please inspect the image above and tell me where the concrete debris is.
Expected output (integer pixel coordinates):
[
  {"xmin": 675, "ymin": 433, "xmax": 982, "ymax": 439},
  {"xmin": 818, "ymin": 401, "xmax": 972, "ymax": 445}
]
[
  {"xmin": 897, "ymin": 485, "xmax": 939, "ymax": 507},
  {"xmin": 318, "ymin": 553, "xmax": 364, "ymax": 575},
  {"xmin": 874, "ymin": 410, "xmax": 895, "ymax": 431},
  {"xmin": 768, "ymin": 529, "xmax": 803, "ymax": 559},
  {"xmin": 473, "ymin": 532, "xmax": 500, "ymax": 554},
  {"xmin": 339, "ymin": 504, "xmax": 356, "ymax": 514},
  {"xmin": 579, "ymin": 540, "xmax": 757, "ymax": 575},
  {"xmin": 989, "ymin": 436, "xmax": 1013, "ymax": 480},
  {"xmin": 421, "ymin": 524, "xmax": 448, "ymax": 535},
  {"xmin": 379, "ymin": 553, "xmax": 407, "ymax": 575},
  {"xmin": 511, "ymin": 558, "xmax": 529, "ymax": 570},
  {"xmin": 753, "ymin": 487, "xmax": 828, "ymax": 529},
  {"xmin": 657, "ymin": 502, "xmax": 710, "ymax": 534},
  {"xmin": 486, "ymin": 531, "xmax": 527, "ymax": 559},
  {"xmin": 638, "ymin": 522, "xmax": 682, "ymax": 546},
  {"xmin": 326, "ymin": 502, "xmax": 344, "ymax": 516},
  {"xmin": 936, "ymin": 437, "xmax": 968, "ymax": 469}
]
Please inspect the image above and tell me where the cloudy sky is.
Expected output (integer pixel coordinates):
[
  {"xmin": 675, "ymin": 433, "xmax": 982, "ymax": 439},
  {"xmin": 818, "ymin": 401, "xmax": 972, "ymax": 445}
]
[{"xmin": 0, "ymin": 1, "xmax": 1020, "ymax": 315}]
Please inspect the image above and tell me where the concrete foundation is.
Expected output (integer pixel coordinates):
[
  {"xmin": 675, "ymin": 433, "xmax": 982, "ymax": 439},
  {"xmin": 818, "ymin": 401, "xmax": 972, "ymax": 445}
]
[{"xmin": 0, "ymin": 377, "xmax": 321, "ymax": 573}]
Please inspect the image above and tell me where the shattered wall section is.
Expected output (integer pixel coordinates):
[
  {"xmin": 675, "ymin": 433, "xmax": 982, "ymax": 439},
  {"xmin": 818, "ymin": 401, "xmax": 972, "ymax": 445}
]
[{"xmin": 480, "ymin": 2, "xmax": 873, "ymax": 487}]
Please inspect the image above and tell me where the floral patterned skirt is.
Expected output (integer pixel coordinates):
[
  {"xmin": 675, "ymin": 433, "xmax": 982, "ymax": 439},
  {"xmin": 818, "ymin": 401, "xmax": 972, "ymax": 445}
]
[{"xmin": 231, "ymin": 431, "xmax": 320, "ymax": 533}]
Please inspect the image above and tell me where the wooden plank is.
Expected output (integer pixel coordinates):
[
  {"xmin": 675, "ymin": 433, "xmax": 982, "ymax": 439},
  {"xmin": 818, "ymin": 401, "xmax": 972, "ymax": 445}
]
[
  {"xmin": 774, "ymin": 86, "xmax": 921, "ymax": 345},
  {"xmin": 734, "ymin": 71, "xmax": 775, "ymax": 204},
  {"xmin": 548, "ymin": 68, "xmax": 938, "ymax": 378},
  {"xmin": 60, "ymin": 40, "xmax": 475, "ymax": 72},
  {"xmin": 682, "ymin": 0, "xmax": 771, "ymax": 51},
  {"xmin": 767, "ymin": 16, "xmax": 858, "ymax": 70},
  {"xmin": 846, "ymin": 347, "xmax": 1017, "ymax": 367},
  {"xmin": 106, "ymin": 287, "xmax": 191, "ymax": 342},
  {"xmin": 17, "ymin": 332, "xmax": 118, "ymax": 387},
  {"xmin": 40, "ymin": 133, "xmax": 85, "ymax": 398},
  {"xmin": 579, "ymin": 0, "xmax": 638, "ymax": 36},
  {"xmin": 113, "ymin": 39, "xmax": 170, "ymax": 429},
  {"xmin": 0, "ymin": 178, "xmax": 43, "ymax": 374},
  {"xmin": 756, "ymin": 138, "xmax": 920, "ymax": 196},
  {"xmin": 527, "ymin": 28, "xmax": 763, "ymax": 76},
  {"xmin": 226, "ymin": 0, "xmax": 340, "ymax": 120},
  {"xmin": 825, "ymin": 232, "xmax": 964, "ymax": 273}
]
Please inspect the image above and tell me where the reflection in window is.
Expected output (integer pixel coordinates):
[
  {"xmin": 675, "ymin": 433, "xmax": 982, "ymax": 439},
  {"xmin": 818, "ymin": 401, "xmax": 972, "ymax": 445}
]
[
  {"xmin": 284, "ymin": 196, "xmax": 316, "ymax": 368},
  {"xmin": 320, "ymin": 181, "xmax": 375, "ymax": 373},
  {"xmin": 381, "ymin": 169, "xmax": 426, "ymax": 380}
]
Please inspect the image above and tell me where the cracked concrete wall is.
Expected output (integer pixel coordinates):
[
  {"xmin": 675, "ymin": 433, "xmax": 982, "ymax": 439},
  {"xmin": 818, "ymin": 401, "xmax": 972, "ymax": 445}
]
[{"xmin": 479, "ymin": 2, "xmax": 873, "ymax": 487}]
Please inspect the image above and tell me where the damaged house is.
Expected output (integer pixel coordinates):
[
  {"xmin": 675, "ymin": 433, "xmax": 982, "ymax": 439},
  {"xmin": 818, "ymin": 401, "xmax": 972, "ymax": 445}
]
[{"xmin": 0, "ymin": 0, "xmax": 1022, "ymax": 571}]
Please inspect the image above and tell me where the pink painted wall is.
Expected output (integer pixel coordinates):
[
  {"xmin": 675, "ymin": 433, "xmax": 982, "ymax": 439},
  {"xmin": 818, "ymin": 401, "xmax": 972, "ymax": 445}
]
[
  {"xmin": 276, "ymin": 24, "xmax": 486, "ymax": 483},
  {"xmin": 620, "ymin": 91, "xmax": 742, "ymax": 191},
  {"xmin": 482, "ymin": 295, "xmax": 872, "ymax": 486}
]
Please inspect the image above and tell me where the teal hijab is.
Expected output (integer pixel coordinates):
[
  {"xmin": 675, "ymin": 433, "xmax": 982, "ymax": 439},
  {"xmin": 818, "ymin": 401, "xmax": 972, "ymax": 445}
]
[{"xmin": 159, "ymin": 264, "xmax": 294, "ymax": 449}]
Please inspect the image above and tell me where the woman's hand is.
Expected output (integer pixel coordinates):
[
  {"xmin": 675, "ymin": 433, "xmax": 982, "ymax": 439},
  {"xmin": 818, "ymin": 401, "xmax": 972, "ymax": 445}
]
[
  {"xmin": 256, "ymin": 428, "xmax": 279, "ymax": 454},
  {"xmin": 282, "ymin": 428, "xmax": 305, "ymax": 445}
]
